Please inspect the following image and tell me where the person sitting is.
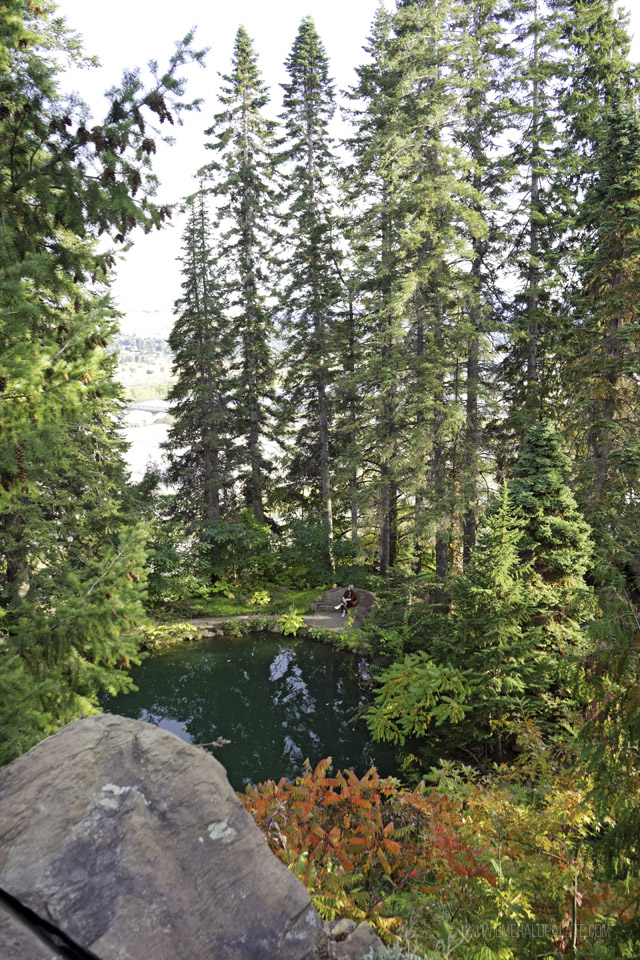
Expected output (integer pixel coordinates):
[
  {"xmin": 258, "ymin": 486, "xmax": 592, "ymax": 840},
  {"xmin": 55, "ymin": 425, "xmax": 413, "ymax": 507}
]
[{"xmin": 335, "ymin": 585, "xmax": 358, "ymax": 618}]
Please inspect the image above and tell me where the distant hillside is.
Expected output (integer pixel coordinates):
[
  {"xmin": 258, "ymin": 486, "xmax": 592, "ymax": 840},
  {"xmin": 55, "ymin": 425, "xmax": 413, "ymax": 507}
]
[
  {"xmin": 113, "ymin": 335, "xmax": 175, "ymax": 402},
  {"xmin": 115, "ymin": 335, "xmax": 173, "ymax": 363}
]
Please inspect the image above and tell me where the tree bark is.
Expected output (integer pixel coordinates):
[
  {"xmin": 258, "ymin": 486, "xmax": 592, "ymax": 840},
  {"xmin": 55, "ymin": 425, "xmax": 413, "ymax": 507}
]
[
  {"xmin": 463, "ymin": 297, "xmax": 481, "ymax": 566},
  {"xmin": 379, "ymin": 466, "xmax": 390, "ymax": 578},
  {"xmin": 432, "ymin": 300, "xmax": 449, "ymax": 610},
  {"xmin": 526, "ymin": 0, "xmax": 541, "ymax": 419},
  {"xmin": 193, "ymin": 202, "xmax": 222, "ymax": 523},
  {"xmin": 304, "ymin": 80, "xmax": 334, "ymax": 565},
  {"xmin": 1, "ymin": 511, "xmax": 30, "ymax": 606},
  {"xmin": 389, "ymin": 480, "xmax": 398, "ymax": 568}
]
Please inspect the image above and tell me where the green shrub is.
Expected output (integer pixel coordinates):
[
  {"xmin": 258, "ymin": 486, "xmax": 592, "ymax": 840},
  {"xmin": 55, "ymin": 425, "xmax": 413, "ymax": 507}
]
[
  {"xmin": 277, "ymin": 609, "xmax": 305, "ymax": 636},
  {"xmin": 140, "ymin": 621, "xmax": 202, "ymax": 651},
  {"xmin": 250, "ymin": 589, "xmax": 271, "ymax": 606}
]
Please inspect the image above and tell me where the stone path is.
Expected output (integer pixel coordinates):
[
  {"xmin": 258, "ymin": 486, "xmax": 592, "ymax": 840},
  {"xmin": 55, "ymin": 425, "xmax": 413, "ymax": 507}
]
[
  {"xmin": 305, "ymin": 586, "xmax": 376, "ymax": 631},
  {"xmin": 189, "ymin": 587, "xmax": 376, "ymax": 636}
]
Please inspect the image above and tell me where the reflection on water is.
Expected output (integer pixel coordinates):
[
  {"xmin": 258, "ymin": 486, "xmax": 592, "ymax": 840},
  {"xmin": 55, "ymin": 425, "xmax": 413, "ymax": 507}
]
[{"xmin": 99, "ymin": 632, "xmax": 399, "ymax": 789}]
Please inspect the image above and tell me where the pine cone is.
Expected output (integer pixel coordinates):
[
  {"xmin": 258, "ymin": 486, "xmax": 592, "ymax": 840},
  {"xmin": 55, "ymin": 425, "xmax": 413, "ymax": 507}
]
[{"xmin": 129, "ymin": 169, "xmax": 142, "ymax": 196}]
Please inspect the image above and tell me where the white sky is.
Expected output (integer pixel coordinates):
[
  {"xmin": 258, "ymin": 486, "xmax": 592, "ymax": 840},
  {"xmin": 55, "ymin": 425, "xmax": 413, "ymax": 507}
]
[{"xmin": 52, "ymin": 0, "xmax": 640, "ymax": 340}]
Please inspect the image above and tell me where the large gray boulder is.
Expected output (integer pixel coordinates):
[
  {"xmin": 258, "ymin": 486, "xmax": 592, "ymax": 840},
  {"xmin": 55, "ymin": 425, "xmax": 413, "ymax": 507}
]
[{"xmin": 0, "ymin": 714, "xmax": 386, "ymax": 960}]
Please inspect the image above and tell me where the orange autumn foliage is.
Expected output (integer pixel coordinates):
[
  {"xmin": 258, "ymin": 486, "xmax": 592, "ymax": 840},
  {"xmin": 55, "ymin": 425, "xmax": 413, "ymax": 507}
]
[{"xmin": 239, "ymin": 757, "xmax": 494, "ymax": 933}]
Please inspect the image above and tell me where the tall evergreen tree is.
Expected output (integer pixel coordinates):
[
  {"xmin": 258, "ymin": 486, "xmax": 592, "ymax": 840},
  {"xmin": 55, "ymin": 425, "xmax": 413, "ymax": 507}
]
[
  {"xmin": 165, "ymin": 192, "xmax": 237, "ymax": 532},
  {"xmin": 493, "ymin": 0, "xmax": 566, "ymax": 434},
  {"xmin": 1, "ymin": 1, "xmax": 202, "ymax": 501},
  {"xmin": 368, "ymin": 0, "xmax": 485, "ymax": 588},
  {"xmin": 564, "ymin": 100, "xmax": 640, "ymax": 557},
  {"xmin": 451, "ymin": 0, "xmax": 515, "ymax": 563},
  {"xmin": 0, "ymin": 241, "xmax": 150, "ymax": 763},
  {"xmin": 202, "ymin": 26, "xmax": 277, "ymax": 523},
  {"xmin": 344, "ymin": 4, "xmax": 412, "ymax": 576},
  {"xmin": 277, "ymin": 17, "xmax": 342, "ymax": 563},
  {"xmin": 498, "ymin": 0, "xmax": 634, "ymax": 442}
]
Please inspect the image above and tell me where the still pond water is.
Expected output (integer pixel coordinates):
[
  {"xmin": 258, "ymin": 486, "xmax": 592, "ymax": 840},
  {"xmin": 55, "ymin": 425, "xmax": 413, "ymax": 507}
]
[{"xmin": 99, "ymin": 632, "xmax": 399, "ymax": 790}]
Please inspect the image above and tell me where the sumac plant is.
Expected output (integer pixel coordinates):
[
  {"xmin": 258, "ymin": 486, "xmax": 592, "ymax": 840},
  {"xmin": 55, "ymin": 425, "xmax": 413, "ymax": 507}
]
[{"xmin": 239, "ymin": 758, "xmax": 493, "ymax": 938}]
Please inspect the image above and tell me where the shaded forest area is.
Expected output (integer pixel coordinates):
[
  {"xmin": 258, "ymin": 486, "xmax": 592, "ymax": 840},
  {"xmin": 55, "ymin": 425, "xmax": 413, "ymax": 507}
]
[{"xmin": 2, "ymin": 0, "xmax": 640, "ymax": 955}]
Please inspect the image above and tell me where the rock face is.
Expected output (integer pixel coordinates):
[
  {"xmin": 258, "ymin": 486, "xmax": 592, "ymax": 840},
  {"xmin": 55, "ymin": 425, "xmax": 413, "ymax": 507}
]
[{"xmin": 0, "ymin": 714, "xmax": 386, "ymax": 960}]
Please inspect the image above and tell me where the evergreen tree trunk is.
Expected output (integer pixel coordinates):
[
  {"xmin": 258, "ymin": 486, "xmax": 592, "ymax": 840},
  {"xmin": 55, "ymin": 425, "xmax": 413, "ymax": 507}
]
[
  {"xmin": 193, "ymin": 200, "xmax": 222, "ymax": 524},
  {"xmin": 247, "ymin": 345, "xmax": 266, "ymax": 524},
  {"xmin": 526, "ymin": 5, "xmax": 541, "ymax": 418},
  {"xmin": 463, "ymin": 281, "xmax": 481, "ymax": 566},
  {"xmin": 346, "ymin": 299, "xmax": 359, "ymax": 544},
  {"xmin": 432, "ymin": 299, "xmax": 450, "ymax": 607},
  {"xmin": 463, "ymin": 332, "xmax": 479, "ymax": 564},
  {"xmin": 203, "ymin": 444, "xmax": 222, "ymax": 523},
  {"xmin": 379, "ymin": 466, "xmax": 390, "ymax": 578},
  {"xmin": 389, "ymin": 480, "xmax": 398, "ymax": 568},
  {"xmin": 591, "ymin": 305, "xmax": 623, "ymax": 500},
  {"xmin": 317, "ymin": 378, "xmax": 334, "ymax": 548},
  {"xmin": 412, "ymin": 312, "xmax": 426, "ymax": 572},
  {"xmin": 307, "ymin": 111, "xmax": 334, "ymax": 553},
  {"xmin": 337, "ymin": 290, "xmax": 361, "ymax": 550},
  {"xmin": 2, "ymin": 512, "xmax": 29, "ymax": 605}
]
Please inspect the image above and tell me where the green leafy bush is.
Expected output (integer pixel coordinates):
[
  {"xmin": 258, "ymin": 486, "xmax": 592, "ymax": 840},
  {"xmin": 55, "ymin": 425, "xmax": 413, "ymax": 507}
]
[
  {"xmin": 140, "ymin": 621, "xmax": 202, "ymax": 651},
  {"xmin": 250, "ymin": 589, "xmax": 271, "ymax": 606},
  {"xmin": 210, "ymin": 579, "xmax": 236, "ymax": 599},
  {"xmin": 277, "ymin": 610, "xmax": 305, "ymax": 636}
]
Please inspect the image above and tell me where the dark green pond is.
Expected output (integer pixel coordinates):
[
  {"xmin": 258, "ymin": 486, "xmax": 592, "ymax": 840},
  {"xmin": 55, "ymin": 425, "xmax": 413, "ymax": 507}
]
[{"xmin": 99, "ymin": 632, "xmax": 399, "ymax": 790}]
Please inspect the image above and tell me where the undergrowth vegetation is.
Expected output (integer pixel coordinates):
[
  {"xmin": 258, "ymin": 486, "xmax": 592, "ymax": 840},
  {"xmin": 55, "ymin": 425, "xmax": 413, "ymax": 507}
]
[{"xmin": 241, "ymin": 755, "xmax": 636, "ymax": 958}]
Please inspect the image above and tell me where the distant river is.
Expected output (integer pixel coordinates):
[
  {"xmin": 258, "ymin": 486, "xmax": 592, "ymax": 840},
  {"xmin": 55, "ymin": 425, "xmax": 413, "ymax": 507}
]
[{"xmin": 122, "ymin": 399, "xmax": 170, "ymax": 482}]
